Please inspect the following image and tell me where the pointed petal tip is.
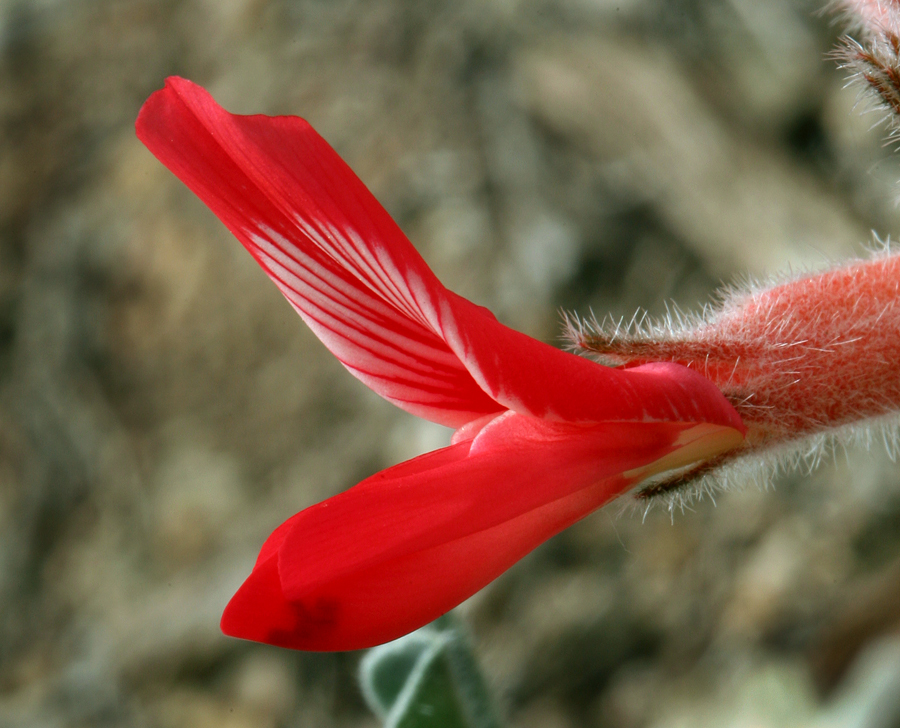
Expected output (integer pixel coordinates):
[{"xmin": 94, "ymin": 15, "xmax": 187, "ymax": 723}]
[
  {"xmin": 219, "ymin": 556, "xmax": 287, "ymax": 644},
  {"xmin": 220, "ymin": 554, "xmax": 347, "ymax": 652}
]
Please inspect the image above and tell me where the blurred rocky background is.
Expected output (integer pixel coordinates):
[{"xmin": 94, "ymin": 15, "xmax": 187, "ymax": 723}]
[{"xmin": 2, "ymin": 0, "xmax": 900, "ymax": 726}]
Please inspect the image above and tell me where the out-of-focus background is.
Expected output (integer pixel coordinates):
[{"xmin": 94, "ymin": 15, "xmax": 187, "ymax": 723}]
[{"xmin": 2, "ymin": 0, "xmax": 900, "ymax": 726}]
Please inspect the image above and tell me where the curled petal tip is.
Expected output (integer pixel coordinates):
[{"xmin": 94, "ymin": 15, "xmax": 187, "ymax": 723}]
[{"xmin": 136, "ymin": 78, "xmax": 742, "ymax": 431}]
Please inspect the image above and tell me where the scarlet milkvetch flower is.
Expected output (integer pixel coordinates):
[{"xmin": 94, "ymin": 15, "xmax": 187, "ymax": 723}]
[
  {"xmin": 136, "ymin": 77, "xmax": 746, "ymax": 650},
  {"xmin": 137, "ymin": 78, "xmax": 900, "ymax": 651}
]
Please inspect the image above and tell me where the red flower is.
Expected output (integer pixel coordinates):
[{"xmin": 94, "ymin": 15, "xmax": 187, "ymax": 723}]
[{"xmin": 136, "ymin": 77, "xmax": 744, "ymax": 651}]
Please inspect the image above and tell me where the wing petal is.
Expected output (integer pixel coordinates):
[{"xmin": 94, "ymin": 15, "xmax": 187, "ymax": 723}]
[{"xmin": 221, "ymin": 415, "xmax": 743, "ymax": 650}]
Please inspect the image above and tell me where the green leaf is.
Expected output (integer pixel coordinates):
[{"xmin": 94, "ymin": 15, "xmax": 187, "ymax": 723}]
[{"xmin": 359, "ymin": 615, "xmax": 503, "ymax": 728}]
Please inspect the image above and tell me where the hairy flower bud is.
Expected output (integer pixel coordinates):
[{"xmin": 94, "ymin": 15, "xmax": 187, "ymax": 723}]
[
  {"xmin": 572, "ymin": 250, "xmax": 900, "ymax": 497},
  {"xmin": 833, "ymin": 1, "xmax": 900, "ymax": 135}
]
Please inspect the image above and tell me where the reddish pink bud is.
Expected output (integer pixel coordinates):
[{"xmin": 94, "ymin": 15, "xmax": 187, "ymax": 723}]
[
  {"xmin": 833, "ymin": 1, "xmax": 900, "ymax": 135},
  {"xmin": 575, "ymin": 252, "xmax": 900, "ymax": 492},
  {"xmin": 835, "ymin": 0, "xmax": 900, "ymax": 34}
]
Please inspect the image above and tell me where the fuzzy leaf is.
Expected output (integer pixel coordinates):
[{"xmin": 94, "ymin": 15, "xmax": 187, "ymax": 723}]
[{"xmin": 360, "ymin": 617, "xmax": 501, "ymax": 728}]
